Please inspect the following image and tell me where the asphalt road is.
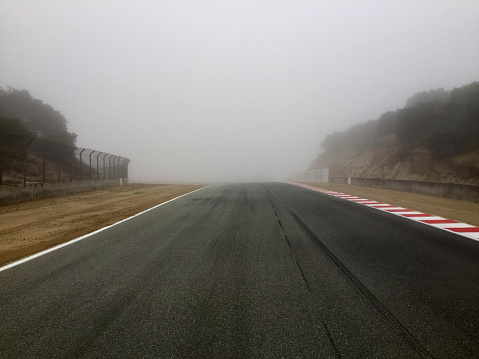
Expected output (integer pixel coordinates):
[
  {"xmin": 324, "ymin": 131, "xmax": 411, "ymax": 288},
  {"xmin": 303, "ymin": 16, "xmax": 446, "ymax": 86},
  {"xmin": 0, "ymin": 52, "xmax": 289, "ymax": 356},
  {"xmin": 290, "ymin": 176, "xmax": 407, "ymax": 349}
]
[{"xmin": 1, "ymin": 183, "xmax": 478, "ymax": 358}]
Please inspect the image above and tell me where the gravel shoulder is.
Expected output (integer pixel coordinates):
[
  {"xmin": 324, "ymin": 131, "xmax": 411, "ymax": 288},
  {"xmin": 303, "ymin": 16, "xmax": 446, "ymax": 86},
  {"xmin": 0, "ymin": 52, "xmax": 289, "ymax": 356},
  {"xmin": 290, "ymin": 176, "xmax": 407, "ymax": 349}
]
[
  {"xmin": 0, "ymin": 184, "xmax": 204, "ymax": 266},
  {"xmin": 301, "ymin": 181, "xmax": 479, "ymax": 227}
]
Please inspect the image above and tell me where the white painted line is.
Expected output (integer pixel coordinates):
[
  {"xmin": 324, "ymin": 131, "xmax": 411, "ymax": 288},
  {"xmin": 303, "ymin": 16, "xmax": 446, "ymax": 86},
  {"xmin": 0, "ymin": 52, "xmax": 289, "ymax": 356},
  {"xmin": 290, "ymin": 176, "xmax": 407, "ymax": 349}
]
[
  {"xmin": 433, "ymin": 223, "xmax": 471, "ymax": 228},
  {"xmin": 0, "ymin": 186, "xmax": 207, "ymax": 273}
]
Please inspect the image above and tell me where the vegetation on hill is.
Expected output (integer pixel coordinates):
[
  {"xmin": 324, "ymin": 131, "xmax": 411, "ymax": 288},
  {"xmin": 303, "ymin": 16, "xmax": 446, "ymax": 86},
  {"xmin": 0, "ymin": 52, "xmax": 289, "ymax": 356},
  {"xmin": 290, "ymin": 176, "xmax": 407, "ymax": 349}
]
[
  {"xmin": 321, "ymin": 81, "xmax": 478, "ymax": 157},
  {"xmin": 311, "ymin": 81, "xmax": 479, "ymax": 184},
  {"xmin": 0, "ymin": 87, "xmax": 77, "ymax": 146}
]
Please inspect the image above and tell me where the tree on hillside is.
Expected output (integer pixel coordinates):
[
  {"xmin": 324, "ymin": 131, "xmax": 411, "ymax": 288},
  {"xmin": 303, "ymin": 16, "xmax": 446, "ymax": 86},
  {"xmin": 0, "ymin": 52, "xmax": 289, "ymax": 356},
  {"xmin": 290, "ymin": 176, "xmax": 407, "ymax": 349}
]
[
  {"xmin": 319, "ymin": 81, "xmax": 479, "ymax": 157},
  {"xmin": 395, "ymin": 102, "xmax": 440, "ymax": 148},
  {"xmin": 405, "ymin": 88, "xmax": 451, "ymax": 108},
  {"xmin": 394, "ymin": 82, "xmax": 478, "ymax": 155},
  {"xmin": 321, "ymin": 120, "xmax": 384, "ymax": 153},
  {"xmin": 0, "ymin": 117, "xmax": 31, "ymax": 140},
  {"xmin": 0, "ymin": 87, "xmax": 77, "ymax": 146},
  {"xmin": 448, "ymin": 81, "xmax": 479, "ymax": 111}
]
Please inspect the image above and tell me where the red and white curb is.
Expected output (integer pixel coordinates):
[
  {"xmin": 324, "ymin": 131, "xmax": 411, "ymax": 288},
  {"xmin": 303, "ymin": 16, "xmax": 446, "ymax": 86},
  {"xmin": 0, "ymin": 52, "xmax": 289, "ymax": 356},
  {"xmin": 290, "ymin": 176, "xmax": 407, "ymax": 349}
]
[{"xmin": 292, "ymin": 183, "xmax": 479, "ymax": 242}]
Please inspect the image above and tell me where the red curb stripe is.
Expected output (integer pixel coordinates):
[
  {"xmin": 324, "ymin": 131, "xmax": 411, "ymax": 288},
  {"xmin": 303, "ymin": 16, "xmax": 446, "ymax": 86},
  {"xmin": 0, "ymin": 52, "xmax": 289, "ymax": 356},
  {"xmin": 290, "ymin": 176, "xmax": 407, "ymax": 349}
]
[
  {"xmin": 446, "ymin": 227, "xmax": 479, "ymax": 233},
  {"xmin": 421, "ymin": 219, "xmax": 459, "ymax": 224},
  {"xmin": 292, "ymin": 183, "xmax": 478, "ymax": 242},
  {"xmin": 401, "ymin": 213, "xmax": 434, "ymax": 217}
]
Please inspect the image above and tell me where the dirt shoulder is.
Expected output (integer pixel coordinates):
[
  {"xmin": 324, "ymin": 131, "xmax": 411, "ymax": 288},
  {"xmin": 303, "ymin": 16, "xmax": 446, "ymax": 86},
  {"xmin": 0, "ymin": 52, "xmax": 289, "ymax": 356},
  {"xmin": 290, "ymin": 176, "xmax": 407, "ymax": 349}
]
[
  {"xmin": 0, "ymin": 184, "xmax": 204, "ymax": 267},
  {"xmin": 302, "ymin": 182, "xmax": 479, "ymax": 227}
]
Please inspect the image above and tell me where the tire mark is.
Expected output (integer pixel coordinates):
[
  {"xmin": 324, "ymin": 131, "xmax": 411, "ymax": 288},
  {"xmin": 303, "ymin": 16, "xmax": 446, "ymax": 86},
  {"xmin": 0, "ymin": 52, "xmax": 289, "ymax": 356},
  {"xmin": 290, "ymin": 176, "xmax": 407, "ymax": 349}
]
[
  {"xmin": 290, "ymin": 210, "xmax": 434, "ymax": 359},
  {"xmin": 264, "ymin": 188, "xmax": 341, "ymax": 358}
]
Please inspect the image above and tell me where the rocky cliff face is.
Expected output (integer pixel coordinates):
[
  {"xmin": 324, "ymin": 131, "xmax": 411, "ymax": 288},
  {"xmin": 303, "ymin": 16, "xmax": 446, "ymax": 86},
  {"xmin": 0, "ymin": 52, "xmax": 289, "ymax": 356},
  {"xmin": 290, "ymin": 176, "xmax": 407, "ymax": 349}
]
[{"xmin": 309, "ymin": 134, "xmax": 479, "ymax": 185}]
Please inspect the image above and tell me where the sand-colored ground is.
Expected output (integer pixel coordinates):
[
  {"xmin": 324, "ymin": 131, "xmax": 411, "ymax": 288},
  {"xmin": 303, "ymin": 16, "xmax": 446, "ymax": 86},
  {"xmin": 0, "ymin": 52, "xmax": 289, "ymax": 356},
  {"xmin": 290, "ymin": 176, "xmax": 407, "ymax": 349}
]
[
  {"xmin": 1, "ymin": 182, "xmax": 478, "ymax": 268},
  {"xmin": 302, "ymin": 182, "xmax": 479, "ymax": 227},
  {"xmin": 0, "ymin": 184, "xmax": 203, "ymax": 266}
]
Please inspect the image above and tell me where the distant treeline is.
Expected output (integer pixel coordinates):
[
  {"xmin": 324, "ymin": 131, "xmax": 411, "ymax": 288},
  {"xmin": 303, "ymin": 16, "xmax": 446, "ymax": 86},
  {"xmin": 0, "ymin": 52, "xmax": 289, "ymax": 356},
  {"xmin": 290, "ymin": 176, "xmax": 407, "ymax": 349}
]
[
  {"xmin": 321, "ymin": 81, "xmax": 479, "ymax": 157},
  {"xmin": 0, "ymin": 87, "xmax": 77, "ymax": 146}
]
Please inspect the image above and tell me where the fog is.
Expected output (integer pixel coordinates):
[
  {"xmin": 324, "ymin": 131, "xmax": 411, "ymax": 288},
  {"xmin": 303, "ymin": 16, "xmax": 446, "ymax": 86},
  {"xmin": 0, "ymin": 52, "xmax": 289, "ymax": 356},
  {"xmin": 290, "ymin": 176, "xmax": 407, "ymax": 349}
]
[{"xmin": 1, "ymin": 1, "xmax": 478, "ymax": 183}]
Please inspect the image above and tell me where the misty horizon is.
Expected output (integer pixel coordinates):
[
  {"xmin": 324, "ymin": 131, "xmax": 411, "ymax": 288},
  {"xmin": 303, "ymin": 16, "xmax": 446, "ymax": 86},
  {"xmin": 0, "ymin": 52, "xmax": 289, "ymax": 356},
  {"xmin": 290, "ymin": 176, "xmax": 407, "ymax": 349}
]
[{"xmin": 1, "ymin": 1, "xmax": 478, "ymax": 183}]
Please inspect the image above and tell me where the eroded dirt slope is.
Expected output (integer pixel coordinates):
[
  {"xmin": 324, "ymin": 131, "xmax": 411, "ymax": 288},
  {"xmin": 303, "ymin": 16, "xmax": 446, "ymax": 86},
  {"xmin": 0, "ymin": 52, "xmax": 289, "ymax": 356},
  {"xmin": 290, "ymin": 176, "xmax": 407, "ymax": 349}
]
[{"xmin": 310, "ymin": 135, "xmax": 479, "ymax": 185}]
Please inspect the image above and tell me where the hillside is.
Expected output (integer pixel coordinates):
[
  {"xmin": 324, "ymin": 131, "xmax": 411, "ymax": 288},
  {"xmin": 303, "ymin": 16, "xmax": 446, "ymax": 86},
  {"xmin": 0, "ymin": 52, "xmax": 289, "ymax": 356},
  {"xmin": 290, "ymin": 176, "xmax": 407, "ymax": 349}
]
[
  {"xmin": 0, "ymin": 87, "xmax": 77, "ymax": 146},
  {"xmin": 309, "ymin": 82, "xmax": 479, "ymax": 185},
  {"xmin": 0, "ymin": 88, "xmax": 79, "ymax": 184}
]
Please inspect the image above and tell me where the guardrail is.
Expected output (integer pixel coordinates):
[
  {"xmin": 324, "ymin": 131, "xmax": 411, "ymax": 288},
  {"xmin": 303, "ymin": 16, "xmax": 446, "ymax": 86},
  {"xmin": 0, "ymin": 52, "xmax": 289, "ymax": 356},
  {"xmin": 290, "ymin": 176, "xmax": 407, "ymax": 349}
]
[{"xmin": 0, "ymin": 133, "xmax": 130, "ymax": 186}]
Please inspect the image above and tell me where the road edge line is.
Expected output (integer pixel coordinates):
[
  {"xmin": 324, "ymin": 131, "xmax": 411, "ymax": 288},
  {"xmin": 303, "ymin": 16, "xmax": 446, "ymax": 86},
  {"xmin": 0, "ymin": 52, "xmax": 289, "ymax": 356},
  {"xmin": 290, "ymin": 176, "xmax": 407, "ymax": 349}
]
[{"xmin": 0, "ymin": 186, "xmax": 208, "ymax": 273}]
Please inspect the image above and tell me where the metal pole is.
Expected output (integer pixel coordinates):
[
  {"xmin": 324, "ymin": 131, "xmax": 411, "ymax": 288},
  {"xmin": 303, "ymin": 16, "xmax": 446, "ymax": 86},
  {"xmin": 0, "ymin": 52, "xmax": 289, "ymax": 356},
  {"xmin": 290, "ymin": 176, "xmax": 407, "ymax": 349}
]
[
  {"xmin": 108, "ymin": 155, "xmax": 112, "ymax": 178},
  {"xmin": 42, "ymin": 142, "xmax": 51, "ymax": 184},
  {"xmin": 57, "ymin": 145, "xmax": 66, "ymax": 182},
  {"xmin": 119, "ymin": 157, "xmax": 123, "ymax": 178},
  {"xmin": 118, "ymin": 157, "xmax": 122, "ymax": 178},
  {"xmin": 23, "ymin": 138, "xmax": 34, "ymax": 187},
  {"xmin": 112, "ymin": 156, "xmax": 117, "ymax": 178},
  {"xmin": 103, "ymin": 154, "xmax": 107, "ymax": 179},
  {"xmin": 119, "ymin": 158, "xmax": 124, "ymax": 178},
  {"xmin": 79, "ymin": 148, "xmax": 86, "ymax": 180},
  {"xmin": 70, "ymin": 148, "xmax": 76, "ymax": 182},
  {"xmin": 0, "ymin": 142, "xmax": 3, "ymax": 186},
  {"xmin": 0, "ymin": 135, "xmax": 11, "ymax": 185},
  {"xmin": 89, "ymin": 150, "xmax": 94, "ymax": 180},
  {"xmin": 96, "ymin": 152, "xmax": 102, "ymax": 180},
  {"xmin": 116, "ymin": 157, "xmax": 120, "ymax": 178}
]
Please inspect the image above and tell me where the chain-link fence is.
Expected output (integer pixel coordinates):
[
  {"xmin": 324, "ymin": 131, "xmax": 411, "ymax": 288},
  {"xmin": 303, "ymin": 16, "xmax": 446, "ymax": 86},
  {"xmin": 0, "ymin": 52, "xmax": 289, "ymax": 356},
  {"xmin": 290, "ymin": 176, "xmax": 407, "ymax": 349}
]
[{"xmin": 0, "ymin": 133, "xmax": 130, "ymax": 186}]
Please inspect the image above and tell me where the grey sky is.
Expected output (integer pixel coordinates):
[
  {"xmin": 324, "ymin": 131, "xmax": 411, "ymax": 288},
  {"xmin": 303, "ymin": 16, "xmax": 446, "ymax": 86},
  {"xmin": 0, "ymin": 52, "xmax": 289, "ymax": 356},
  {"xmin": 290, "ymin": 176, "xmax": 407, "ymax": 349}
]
[{"xmin": 1, "ymin": 1, "xmax": 478, "ymax": 182}]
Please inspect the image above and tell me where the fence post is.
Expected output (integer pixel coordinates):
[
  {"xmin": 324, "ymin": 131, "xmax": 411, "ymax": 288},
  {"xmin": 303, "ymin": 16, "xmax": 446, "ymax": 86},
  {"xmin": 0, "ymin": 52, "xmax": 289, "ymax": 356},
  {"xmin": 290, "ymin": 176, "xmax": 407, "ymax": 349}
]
[
  {"xmin": 70, "ymin": 147, "xmax": 76, "ymax": 181},
  {"xmin": 109, "ymin": 155, "xmax": 116, "ymax": 178},
  {"xmin": 116, "ymin": 157, "xmax": 120, "ymax": 178},
  {"xmin": 79, "ymin": 148, "xmax": 86, "ymax": 180},
  {"xmin": 116, "ymin": 157, "xmax": 121, "ymax": 178},
  {"xmin": 0, "ymin": 142, "xmax": 4, "ymax": 186},
  {"xmin": 103, "ymin": 154, "xmax": 107, "ymax": 179},
  {"xmin": 57, "ymin": 145, "xmax": 66, "ymax": 182},
  {"xmin": 0, "ymin": 146, "xmax": 2, "ymax": 186},
  {"xmin": 1, "ymin": 134, "xmax": 13, "ymax": 185},
  {"xmin": 89, "ymin": 150, "xmax": 94, "ymax": 180},
  {"xmin": 125, "ymin": 159, "xmax": 129, "ymax": 179},
  {"xmin": 23, "ymin": 138, "xmax": 34, "ymax": 187},
  {"xmin": 112, "ymin": 156, "xmax": 117, "ymax": 178},
  {"xmin": 96, "ymin": 152, "xmax": 102, "ymax": 180},
  {"xmin": 121, "ymin": 157, "xmax": 124, "ymax": 178},
  {"xmin": 0, "ymin": 134, "xmax": 129, "ymax": 186},
  {"xmin": 42, "ymin": 142, "xmax": 51, "ymax": 184}
]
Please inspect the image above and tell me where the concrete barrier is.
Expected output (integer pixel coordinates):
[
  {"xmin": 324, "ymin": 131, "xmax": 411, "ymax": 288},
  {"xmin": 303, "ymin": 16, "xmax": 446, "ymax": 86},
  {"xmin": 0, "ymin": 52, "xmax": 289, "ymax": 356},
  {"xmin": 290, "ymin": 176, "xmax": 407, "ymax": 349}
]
[
  {"xmin": 0, "ymin": 178, "xmax": 128, "ymax": 205},
  {"xmin": 330, "ymin": 177, "xmax": 479, "ymax": 202},
  {"xmin": 302, "ymin": 168, "xmax": 329, "ymax": 182}
]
